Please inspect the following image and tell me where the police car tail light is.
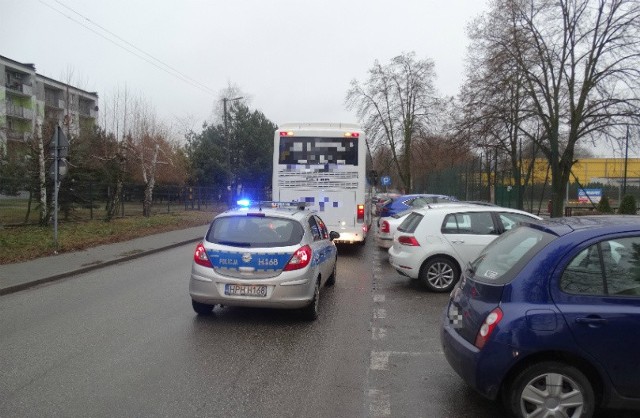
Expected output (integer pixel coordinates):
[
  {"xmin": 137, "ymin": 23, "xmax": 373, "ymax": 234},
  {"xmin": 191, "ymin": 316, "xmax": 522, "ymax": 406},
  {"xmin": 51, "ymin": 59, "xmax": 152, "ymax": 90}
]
[
  {"xmin": 193, "ymin": 242, "xmax": 212, "ymax": 268},
  {"xmin": 398, "ymin": 235, "xmax": 420, "ymax": 246},
  {"xmin": 474, "ymin": 307, "xmax": 503, "ymax": 349},
  {"xmin": 284, "ymin": 245, "xmax": 312, "ymax": 271},
  {"xmin": 380, "ymin": 220, "xmax": 390, "ymax": 233},
  {"xmin": 357, "ymin": 204, "xmax": 365, "ymax": 222}
]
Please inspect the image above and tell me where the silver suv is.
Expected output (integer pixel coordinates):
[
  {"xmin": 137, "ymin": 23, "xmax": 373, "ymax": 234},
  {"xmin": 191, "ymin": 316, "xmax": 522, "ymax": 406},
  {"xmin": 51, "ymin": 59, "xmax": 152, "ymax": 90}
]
[{"xmin": 189, "ymin": 201, "xmax": 339, "ymax": 320}]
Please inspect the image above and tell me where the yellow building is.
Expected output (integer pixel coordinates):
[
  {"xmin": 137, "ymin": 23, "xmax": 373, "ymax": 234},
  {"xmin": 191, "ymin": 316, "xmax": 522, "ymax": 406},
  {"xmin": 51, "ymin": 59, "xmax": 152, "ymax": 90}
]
[{"xmin": 526, "ymin": 158, "xmax": 640, "ymax": 185}]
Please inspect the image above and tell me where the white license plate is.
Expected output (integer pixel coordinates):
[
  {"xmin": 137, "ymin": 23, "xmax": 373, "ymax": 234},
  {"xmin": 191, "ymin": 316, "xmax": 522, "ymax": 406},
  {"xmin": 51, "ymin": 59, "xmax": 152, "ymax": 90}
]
[{"xmin": 224, "ymin": 284, "xmax": 267, "ymax": 297}]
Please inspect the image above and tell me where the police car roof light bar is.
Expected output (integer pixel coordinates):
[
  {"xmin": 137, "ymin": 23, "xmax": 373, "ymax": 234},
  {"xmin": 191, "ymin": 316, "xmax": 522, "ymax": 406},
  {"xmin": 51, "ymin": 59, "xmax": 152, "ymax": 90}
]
[{"xmin": 236, "ymin": 200, "xmax": 311, "ymax": 211}]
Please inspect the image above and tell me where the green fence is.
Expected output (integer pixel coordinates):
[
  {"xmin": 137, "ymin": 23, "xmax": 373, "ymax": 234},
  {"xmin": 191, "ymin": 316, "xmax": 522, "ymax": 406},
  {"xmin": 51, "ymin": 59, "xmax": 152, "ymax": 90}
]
[
  {"xmin": 0, "ymin": 179, "xmax": 270, "ymax": 225},
  {"xmin": 416, "ymin": 161, "xmax": 640, "ymax": 216}
]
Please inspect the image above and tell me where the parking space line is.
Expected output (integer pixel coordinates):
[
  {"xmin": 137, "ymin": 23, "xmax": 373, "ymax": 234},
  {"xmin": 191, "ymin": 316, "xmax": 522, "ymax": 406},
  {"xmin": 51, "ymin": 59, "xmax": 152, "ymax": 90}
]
[
  {"xmin": 370, "ymin": 351, "xmax": 390, "ymax": 370},
  {"xmin": 373, "ymin": 294, "xmax": 385, "ymax": 303},
  {"xmin": 371, "ymin": 327, "xmax": 387, "ymax": 340},
  {"xmin": 368, "ymin": 389, "xmax": 391, "ymax": 416},
  {"xmin": 373, "ymin": 308, "xmax": 386, "ymax": 319}
]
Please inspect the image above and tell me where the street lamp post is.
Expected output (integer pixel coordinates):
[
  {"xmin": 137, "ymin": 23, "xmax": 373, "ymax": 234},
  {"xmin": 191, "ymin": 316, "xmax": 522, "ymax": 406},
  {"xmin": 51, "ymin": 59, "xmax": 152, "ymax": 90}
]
[{"xmin": 223, "ymin": 96, "xmax": 243, "ymax": 207}]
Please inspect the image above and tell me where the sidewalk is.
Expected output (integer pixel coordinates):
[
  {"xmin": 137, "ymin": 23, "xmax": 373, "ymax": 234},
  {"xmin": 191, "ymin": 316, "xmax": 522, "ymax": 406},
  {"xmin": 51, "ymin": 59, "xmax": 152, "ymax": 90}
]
[{"xmin": 0, "ymin": 225, "xmax": 209, "ymax": 296}]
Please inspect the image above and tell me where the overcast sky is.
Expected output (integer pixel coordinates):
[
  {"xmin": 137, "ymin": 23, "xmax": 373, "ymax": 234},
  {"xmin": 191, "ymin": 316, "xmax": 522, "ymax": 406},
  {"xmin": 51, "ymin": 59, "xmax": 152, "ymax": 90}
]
[{"xmin": 2, "ymin": 0, "xmax": 490, "ymax": 131}]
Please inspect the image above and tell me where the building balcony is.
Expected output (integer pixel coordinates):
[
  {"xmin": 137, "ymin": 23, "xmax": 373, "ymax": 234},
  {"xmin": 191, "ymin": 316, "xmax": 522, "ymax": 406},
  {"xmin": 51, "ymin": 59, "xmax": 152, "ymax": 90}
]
[
  {"xmin": 6, "ymin": 129, "xmax": 29, "ymax": 142},
  {"xmin": 5, "ymin": 82, "xmax": 33, "ymax": 97},
  {"xmin": 79, "ymin": 105, "xmax": 98, "ymax": 119},
  {"xmin": 5, "ymin": 103, "xmax": 34, "ymax": 120},
  {"xmin": 45, "ymin": 98, "xmax": 65, "ymax": 109}
]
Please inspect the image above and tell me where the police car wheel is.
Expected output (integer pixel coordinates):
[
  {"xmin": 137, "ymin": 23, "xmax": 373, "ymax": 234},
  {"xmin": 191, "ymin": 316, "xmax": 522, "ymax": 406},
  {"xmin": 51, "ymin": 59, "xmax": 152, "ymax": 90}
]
[
  {"xmin": 301, "ymin": 279, "xmax": 320, "ymax": 321},
  {"xmin": 326, "ymin": 260, "xmax": 337, "ymax": 287},
  {"xmin": 192, "ymin": 299, "xmax": 214, "ymax": 315}
]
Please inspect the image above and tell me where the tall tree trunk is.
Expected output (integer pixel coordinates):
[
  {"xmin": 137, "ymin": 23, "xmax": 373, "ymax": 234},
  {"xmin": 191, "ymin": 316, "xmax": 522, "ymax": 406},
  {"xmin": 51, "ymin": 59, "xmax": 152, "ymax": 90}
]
[
  {"xmin": 142, "ymin": 143, "xmax": 160, "ymax": 217},
  {"xmin": 106, "ymin": 180, "xmax": 123, "ymax": 221},
  {"xmin": 106, "ymin": 144, "xmax": 128, "ymax": 221},
  {"xmin": 24, "ymin": 190, "xmax": 33, "ymax": 224},
  {"xmin": 37, "ymin": 133, "xmax": 48, "ymax": 226}
]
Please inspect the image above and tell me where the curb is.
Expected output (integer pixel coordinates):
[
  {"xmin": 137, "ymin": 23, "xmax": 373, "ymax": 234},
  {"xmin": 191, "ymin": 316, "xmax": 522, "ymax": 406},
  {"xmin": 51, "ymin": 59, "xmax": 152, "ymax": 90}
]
[{"xmin": 0, "ymin": 237, "xmax": 202, "ymax": 296}]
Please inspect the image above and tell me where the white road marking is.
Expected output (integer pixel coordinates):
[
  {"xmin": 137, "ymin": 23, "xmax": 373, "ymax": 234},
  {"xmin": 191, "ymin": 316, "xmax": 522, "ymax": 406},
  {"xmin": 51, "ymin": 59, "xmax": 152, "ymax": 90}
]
[
  {"xmin": 373, "ymin": 308, "xmax": 386, "ymax": 319},
  {"xmin": 371, "ymin": 327, "xmax": 387, "ymax": 340},
  {"xmin": 370, "ymin": 351, "xmax": 443, "ymax": 371},
  {"xmin": 370, "ymin": 351, "xmax": 390, "ymax": 370},
  {"xmin": 368, "ymin": 389, "xmax": 391, "ymax": 416},
  {"xmin": 373, "ymin": 294, "xmax": 385, "ymax": 303}
]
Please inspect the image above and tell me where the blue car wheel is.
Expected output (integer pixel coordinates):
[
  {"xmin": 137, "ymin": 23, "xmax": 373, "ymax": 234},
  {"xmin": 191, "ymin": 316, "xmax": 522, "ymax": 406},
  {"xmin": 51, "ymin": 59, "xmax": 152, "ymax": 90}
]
[{"xmin": 505, "ymin": 361, "xmax": 595, "ymax": 418}]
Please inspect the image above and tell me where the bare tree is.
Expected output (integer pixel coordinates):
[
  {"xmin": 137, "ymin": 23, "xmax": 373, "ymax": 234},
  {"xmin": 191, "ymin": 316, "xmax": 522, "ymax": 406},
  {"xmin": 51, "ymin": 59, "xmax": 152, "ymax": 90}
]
[
  {"xmin": 458, "ymin": 8, "xmax": 542, "ymax": 209},
  {"xmin": 35, "ymin": 118, "xmax": 48, "ymax": 225},
  {"xmin": 128, "ymin": 97, "xmax": 173, "ymax": 217},
  {"xmin": 346, "ymin": 52, "xmax": 439, "ymax": 193},
  {"xmin": 488, "ymin": 0, "xmax": 640, "ymax": 216},
  {"xmin": 101, "ymin": 86, "xmax": 131, "ymax": 220}
]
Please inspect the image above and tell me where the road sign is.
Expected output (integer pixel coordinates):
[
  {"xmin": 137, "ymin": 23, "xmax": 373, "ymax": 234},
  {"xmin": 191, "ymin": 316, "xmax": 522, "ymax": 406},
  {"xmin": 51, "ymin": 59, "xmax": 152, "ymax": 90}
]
[{"xmin": 381, "ymin": 176, "xmax": 391, "ymax": 186}]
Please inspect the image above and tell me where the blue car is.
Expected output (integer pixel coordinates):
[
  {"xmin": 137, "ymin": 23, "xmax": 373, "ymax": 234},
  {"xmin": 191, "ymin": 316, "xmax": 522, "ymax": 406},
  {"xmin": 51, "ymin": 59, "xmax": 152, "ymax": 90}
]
[
  {"xmin": 377, "ymin": 193, "xmax": 458, "ymax": 218},
  {"xmin": 441, "ymin": 215, "xmax": 640, "ymax": 417}
]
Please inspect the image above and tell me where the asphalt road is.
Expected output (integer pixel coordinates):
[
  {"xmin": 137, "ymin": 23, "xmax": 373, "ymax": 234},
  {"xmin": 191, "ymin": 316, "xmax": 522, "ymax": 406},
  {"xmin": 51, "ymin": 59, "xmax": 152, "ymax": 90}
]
[{"xmin": 3, "ymin": 237, "xmax": 631, "ymax": 417}]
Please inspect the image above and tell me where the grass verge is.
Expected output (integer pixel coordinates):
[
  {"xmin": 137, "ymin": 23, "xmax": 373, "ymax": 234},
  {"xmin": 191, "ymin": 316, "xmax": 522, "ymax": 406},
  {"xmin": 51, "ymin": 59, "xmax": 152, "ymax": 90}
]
[{"xmin": 0, "ymin": 210, "xmax": 216, "ymax": 265}]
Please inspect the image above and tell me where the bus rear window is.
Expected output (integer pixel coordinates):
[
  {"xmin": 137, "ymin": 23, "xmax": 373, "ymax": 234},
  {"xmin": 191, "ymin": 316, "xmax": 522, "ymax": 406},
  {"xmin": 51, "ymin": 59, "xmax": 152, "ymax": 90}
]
[{"xmin": 279, "ymin": 136, "xmax": 358, "ymax": 165}]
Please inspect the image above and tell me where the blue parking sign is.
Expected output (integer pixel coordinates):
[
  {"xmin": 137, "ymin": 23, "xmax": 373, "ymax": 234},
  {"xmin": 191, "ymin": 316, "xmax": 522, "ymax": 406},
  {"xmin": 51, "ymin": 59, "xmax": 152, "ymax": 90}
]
[{"xmin": 381, "ymin": 176, "xmax": 391, "ymax": 186}]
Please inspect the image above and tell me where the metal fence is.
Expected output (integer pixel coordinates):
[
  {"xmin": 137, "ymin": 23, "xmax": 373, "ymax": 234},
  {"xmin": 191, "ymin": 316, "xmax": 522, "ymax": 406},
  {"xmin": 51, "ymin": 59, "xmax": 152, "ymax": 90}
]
[
  {"xmin": 416, "ymin": 161, "xmax": 640, "ymax": 216},
  {"xmin": 0, "ymin": 179, "xmax": 271, "ymax": 225},
  {"xmin": 3, "ymin": 166, "xmax": 639, "ymax": 225}
]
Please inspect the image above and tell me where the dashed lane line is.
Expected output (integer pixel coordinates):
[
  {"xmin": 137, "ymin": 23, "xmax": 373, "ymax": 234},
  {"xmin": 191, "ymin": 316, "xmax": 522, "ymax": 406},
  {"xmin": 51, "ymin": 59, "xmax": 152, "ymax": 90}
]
[{"xmin": 368, "ymin": 389, "xmax": 391, "ymax": 417}]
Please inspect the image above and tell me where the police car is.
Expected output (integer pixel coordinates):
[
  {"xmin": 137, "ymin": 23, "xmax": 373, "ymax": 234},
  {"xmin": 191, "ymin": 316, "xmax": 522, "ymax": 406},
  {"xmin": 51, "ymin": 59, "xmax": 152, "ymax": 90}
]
[{"xmin": 189, "ymin": 200, "xmax": 340, "ymax": 320}]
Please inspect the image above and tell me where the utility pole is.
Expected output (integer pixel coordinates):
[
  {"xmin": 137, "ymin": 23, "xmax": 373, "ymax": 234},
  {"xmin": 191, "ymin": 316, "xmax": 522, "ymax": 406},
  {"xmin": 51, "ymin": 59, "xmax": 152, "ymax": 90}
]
[{"xmin": 223, "ymin": 96, "xmax": 243, "ymax": 208}]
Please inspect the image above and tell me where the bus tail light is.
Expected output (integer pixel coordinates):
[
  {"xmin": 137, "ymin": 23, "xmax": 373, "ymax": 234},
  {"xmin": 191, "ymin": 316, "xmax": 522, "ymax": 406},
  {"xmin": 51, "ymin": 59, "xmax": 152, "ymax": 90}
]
[
  {"xmin": 284, "ymin": 245, "xmax": 312, "ymax": 271},
  {"xmin": 398, "ymin": 235, "xmax": 420, "ymax": 246},
  {"xmin": 357, "ymin": 204, "xmax": 365, "ymax": 222},
  {"xmin": 380, "ymin": 220, "xmax": 390, "ymax": 233}
]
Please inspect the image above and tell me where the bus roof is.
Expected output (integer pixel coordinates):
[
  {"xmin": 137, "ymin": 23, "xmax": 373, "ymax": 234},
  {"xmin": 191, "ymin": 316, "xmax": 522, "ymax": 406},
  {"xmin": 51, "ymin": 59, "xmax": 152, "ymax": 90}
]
[{"xmin": 278, "ymin": 122, "xmax": 361, "ymax": 130}]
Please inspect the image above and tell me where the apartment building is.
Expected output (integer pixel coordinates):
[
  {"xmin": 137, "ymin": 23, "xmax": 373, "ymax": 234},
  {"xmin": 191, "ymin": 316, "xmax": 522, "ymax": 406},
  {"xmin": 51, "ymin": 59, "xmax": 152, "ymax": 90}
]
[{"xmin": 0, "ymin": 54, "xmax": 99, "ymax": 158}]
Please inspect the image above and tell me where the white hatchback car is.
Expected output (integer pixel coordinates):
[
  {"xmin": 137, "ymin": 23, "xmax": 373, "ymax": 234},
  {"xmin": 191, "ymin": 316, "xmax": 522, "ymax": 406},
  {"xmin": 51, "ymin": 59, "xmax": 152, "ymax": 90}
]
[
  {"xmin": 388, "ymin": 205, "xmax": 541, "ymax": 292},
  {"xmin": 376, "ymin": 203, "xmax": 481, "ymax": 249},
  {"xmin": 189, "ymin": 201, "xmax": 339, "ymax": 320},
  {"xmin": 376, "ymin": 209, "xmax": 413, "ymax": 249}
]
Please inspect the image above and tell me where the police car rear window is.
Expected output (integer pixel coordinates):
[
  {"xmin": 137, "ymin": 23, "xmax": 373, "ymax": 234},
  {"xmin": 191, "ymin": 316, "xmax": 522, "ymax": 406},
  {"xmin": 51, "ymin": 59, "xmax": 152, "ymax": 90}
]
[{"xmin": 207, "ymin": 216, "xmax": 305, "ymax": 248}]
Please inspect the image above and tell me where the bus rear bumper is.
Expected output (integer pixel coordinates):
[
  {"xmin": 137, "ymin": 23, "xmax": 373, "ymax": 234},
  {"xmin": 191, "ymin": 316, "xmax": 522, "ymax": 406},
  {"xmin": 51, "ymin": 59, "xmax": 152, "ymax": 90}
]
[{"xmin": 332, "ymin": 229, "xmax": 366, "ymax": 244}]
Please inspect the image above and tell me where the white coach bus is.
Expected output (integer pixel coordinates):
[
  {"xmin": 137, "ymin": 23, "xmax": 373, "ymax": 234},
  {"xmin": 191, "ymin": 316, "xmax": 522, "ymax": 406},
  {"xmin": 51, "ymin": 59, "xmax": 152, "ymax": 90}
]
[{"xmin": 272, "ymin": 122, "xmax": 372, "ymax": 244}]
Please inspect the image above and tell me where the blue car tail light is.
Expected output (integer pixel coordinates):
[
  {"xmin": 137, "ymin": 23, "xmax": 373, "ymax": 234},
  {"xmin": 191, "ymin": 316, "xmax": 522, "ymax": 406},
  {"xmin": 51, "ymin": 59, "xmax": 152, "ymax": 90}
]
[{"xmin": 474, "ymin": 307, "xmax": 503, "ymax": 349}]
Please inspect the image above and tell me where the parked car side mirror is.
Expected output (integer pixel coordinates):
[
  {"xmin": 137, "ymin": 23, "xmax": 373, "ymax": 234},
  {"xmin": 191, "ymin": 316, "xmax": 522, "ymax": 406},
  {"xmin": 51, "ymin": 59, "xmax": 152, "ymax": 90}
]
[{"xmin": 329, "ymin": 231, "xmax": 340, "ymax": 241}]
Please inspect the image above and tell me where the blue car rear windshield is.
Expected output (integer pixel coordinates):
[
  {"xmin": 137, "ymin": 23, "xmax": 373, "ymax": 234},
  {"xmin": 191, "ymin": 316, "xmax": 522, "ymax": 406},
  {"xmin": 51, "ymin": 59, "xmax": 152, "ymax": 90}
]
[
  {"xmin": 470, "ymin": 226, "xmax": 554, "ymax": 284},
  {"xmin": 207, "ymin": 216, "xmax": 304, "ymax": 248}
]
